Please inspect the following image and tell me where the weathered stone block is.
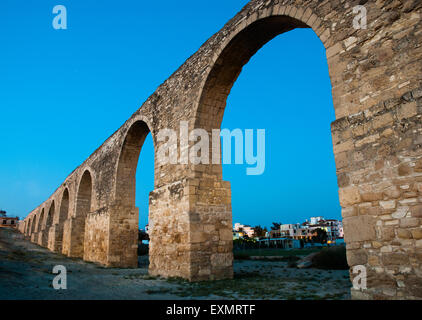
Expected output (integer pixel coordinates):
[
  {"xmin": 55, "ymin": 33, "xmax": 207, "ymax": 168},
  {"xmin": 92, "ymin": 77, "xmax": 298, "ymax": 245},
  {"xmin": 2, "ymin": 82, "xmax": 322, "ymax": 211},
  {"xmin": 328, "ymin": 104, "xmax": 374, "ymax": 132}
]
[
  {"xmin": 411, "ymin": 228, "xmax": 422, "ymax": 239},
  {"xmin": 400, "ymin": 218, "xmax": 420, "ymax": 228},
  {"xmin": 397, "ymin": 229, "xmax": 412, "ymax": 239},
  {"xmin": 339, "ymin": 187, "xmax": 361, "ymax": 207},
  {"xmin": 382, "ymin": 253, "xmax": 409, "ymax": 266},
  {"xmin": 347, "ymin": 249, "xmax": 368, "ymax": 266},
  {"xmin": 344, "ymin": 215, "xmax": 376, "ymax": 243}
]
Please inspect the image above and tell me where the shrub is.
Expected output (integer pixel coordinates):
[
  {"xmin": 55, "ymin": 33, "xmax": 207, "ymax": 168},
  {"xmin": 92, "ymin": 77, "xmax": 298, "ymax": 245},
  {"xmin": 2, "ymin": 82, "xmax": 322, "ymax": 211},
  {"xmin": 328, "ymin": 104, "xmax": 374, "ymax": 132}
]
[{"xmin": 312, "ymin": 245, "xmax": 348, "ymax": 270}]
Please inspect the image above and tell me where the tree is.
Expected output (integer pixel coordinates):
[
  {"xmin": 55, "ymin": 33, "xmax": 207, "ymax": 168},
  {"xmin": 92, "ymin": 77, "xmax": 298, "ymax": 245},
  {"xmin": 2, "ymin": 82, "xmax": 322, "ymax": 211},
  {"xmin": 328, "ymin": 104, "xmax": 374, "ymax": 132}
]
[
  {"xmin": 312, "ymin": 228, "xmax": 328, "ymax": 244},
  {"xmin": 270, "ymin": 222, "xmax": 282, "ymax": 231},
  {"xmin": 254, "ymin": 225, "xmax": 267, "ymax": 238}
]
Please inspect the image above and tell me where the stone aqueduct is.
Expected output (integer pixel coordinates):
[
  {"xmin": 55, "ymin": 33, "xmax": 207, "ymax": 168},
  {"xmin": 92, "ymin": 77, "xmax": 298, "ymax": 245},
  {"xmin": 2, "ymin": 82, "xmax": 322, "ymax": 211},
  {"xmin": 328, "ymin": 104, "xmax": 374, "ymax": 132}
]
[{"xmin": 18, "ymin": 0, "xmax": 422, "ymax": 299}]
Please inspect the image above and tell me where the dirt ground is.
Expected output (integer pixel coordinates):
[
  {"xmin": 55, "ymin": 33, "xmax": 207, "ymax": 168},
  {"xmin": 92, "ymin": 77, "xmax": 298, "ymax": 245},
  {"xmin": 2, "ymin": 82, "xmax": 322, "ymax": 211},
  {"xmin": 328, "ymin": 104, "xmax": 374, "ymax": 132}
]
[{"xmin": 0, "ymin": 228, "xmax": 351, "ymax": 300}]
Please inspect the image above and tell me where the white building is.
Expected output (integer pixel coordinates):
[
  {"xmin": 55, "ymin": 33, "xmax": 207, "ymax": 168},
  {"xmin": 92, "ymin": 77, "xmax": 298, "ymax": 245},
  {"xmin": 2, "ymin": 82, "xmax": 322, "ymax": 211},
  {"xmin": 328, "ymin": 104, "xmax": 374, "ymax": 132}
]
[
  {"xmin": 233, "ymin": 223, "xmax": 256, "ymax": 238},
  {"xmin": 310, "ymin": 216, "xmax": 324, "ymax": 225},
  {"xmin": 274, "ymin": 217, "xmax": 343, "ymax": 242},
  {"xmin": 279, "ymin": 223, "xmax": 311, "ymax": 239}
]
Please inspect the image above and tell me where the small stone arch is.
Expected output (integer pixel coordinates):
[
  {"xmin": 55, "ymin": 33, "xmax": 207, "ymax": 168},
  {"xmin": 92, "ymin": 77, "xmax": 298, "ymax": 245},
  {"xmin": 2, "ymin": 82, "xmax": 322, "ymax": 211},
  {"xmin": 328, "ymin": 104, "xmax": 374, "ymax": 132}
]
[
  {"xmin": 69, "ymin": 169, "xmax": 94, "ymax": 258},
  {"xmin": 58, "ymin": 188, "xmax": 70, "ymax": 224},
  {"xmin": 46, "ymin": 200, "xmax": 55, "ymax": 230},
  {"xmin": 30, "ymin": 216, "xmax": 36, "ymax": 234},
  {"xmin": 36, "ymin": 203, "xmax": 53, "ymax": 247},
  {"xmin": 49, "ymin": 188, "xmax": 70, "ymax": 252},
  {"xmin": 24, "ymin": 219, "xmax": 29, "ymax": 235},
  {"xmin": 36, "ymin": 209, "xmax": 45, "ymax": 233}
]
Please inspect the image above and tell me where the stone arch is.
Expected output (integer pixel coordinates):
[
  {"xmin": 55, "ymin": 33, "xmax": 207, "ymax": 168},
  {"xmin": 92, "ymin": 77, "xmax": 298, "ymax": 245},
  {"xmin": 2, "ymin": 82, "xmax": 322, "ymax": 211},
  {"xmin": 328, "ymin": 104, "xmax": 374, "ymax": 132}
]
[
  {"xmin": 36, "ymin": 209, "xmax": 45, "ymax": 233},
  {"xmin": 39, "ymin": 202, "xmax": 55, "ymax": 247},
  {"xmin": 33, "ymin": 209, "xmax": 45, "ymax": 245},
  {"xmin": 59, "ymin": 188, "xmax": 70, "ymax": 224},
  {"xmin": 194, "ymin": 9, "xmax": 324, "ymax": 131},
  {"xmin": 105, "ymin": 119, "xmax": 153, "ymax": 267},
  {"xmin": 28, "ymin": 219, "xmax": 32, "ymax": 234},
  {"xmin": 49, "ymin": 188, "xmax": 70, "ymax": 252},
  {"xmin": 46, "ymin": 201, "xmax": 55, "ymax": 230},
  {"xmin": 30, "ymin": 216, "xmax": 36, "ymax": 234},
  {"xmin": 186, "ymin": 6, "xmax": 332, "ymax": 281},
  {"xmin": 115, "ymin": 119, "xmax": 152, "ymax": 204},
  {"xmin": 66, "ymin": 169, "xmax": 93, "ymax": 258},
  {"xmin": 185, "ymin": 1, "xmax": 422, "ymax": 298}
]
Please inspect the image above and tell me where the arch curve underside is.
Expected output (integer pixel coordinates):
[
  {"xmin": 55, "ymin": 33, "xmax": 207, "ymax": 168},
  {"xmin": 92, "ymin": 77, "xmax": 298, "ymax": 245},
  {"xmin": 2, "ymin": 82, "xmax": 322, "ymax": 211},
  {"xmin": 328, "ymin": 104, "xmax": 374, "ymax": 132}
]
[{"xmin": 20, "ymin": 0, "xmax": 422, "ymax": 300}]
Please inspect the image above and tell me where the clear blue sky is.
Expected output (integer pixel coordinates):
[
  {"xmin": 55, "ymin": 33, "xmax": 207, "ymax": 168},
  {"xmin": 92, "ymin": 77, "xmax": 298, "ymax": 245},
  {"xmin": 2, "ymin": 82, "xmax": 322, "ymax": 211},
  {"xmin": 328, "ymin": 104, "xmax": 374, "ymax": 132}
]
[{"xmin": 0, "ymin": 0, "xmax": 340, "ymax": 230}]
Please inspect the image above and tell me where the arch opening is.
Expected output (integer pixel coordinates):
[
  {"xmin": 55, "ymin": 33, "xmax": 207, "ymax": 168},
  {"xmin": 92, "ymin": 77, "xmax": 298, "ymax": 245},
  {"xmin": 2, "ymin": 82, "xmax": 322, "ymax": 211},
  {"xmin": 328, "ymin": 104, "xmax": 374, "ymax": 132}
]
[
  {"xmin": 30, "ymin": 216, "xmax": 36, "ymax": 234},
  {"xmin": 196, "ymin": 15, "xmax": 308, "ymax": 131},
  {"xmin": 40, "ymin": 202, "xmax": 55, "ymax": 247},
  {"xmin": 193, "ymin": 14, "xmax": 347, "ymax": 290},
  {"xmin": 113, "ymin": 120, "xmax": 153, "ymax": 268},
  {"xmin": 46, "ymin": 201, "xmax": 54, "ymax": 229},
  {"xmin": 71, "ymin": 170, "xmax": 93, "ymax": 258},
  {"xmin": 56, "ymin": 189, "xmax": 69, "ymax": 251},
  {"xmin": 116, "ymin": 120, "xmax": 151, "ymax": 204},
  {"xmin": 37, "ymin": 209, "xmax": 45, "ymax": 233},
  {"xmin": 59, "ymin": 189, "xmax": 69, "ymax": 224}
]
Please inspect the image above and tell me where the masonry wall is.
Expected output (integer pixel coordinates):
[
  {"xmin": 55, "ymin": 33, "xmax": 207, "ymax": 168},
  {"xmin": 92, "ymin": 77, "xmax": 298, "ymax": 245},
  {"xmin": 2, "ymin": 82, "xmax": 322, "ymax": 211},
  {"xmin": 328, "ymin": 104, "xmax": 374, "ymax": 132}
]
[
  {"xmin": 335, "ymin": 91, "xmax": 422, "ymax": 299},
  {"xmin": 84, "ymin": 210, "xmax": 110, "ymax": 265},
  {"xmin": 148, "ymin": 181, "xmax": 192, "ymax": 279}
]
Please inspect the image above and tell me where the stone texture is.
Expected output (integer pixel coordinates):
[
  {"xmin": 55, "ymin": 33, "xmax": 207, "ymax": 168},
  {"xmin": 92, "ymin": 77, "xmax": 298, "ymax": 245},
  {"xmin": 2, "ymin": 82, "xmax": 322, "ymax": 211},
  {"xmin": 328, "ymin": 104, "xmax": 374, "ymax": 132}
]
[{"xmin": 343, "ymin": 216, "xmax": 376, "ymax": 243}]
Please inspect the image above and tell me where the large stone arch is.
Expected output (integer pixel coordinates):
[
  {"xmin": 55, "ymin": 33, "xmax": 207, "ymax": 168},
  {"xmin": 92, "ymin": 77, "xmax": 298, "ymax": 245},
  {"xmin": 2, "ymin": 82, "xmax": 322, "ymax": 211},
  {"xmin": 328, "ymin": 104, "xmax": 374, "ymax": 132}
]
[
  {"xmin": 171, "ymin": 4, "xmax": 332, "ymax": 283},
  {"xmin": 195, "ymin": 14, "xmax": 318, "ymax": 131},
  {"xmin": 187, "ymin": 2, "xmax": 422, "ymax": 299}
]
